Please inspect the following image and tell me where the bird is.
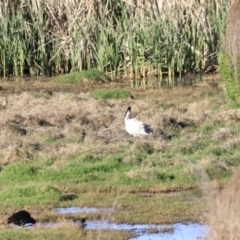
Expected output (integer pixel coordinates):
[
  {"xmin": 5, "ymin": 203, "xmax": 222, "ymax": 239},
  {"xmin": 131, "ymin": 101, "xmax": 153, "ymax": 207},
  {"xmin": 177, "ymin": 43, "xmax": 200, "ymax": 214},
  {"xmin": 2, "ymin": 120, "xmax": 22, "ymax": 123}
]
[
  {"xmin": 7, "ymin": 210, "xmax": 37, "ymax": 227},
  {"xmin": 73, "ymin": 218, "xmax": 87, "ymax": 229},
  {"xmin": 124, "ymin": 106, "xmax": 153, "ymax": 137}
]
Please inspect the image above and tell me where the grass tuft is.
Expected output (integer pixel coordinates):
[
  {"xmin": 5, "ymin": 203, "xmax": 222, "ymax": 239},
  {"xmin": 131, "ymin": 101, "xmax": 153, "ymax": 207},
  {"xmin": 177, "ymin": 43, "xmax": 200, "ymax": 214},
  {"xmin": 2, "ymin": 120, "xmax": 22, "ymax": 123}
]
[
  {"xmin": 55, "ymin": 69, "xmax": 111, "ymax": 84},
  {"xmin": 91, "ymin": 88, "xmax": 131, "ymax": 99}
]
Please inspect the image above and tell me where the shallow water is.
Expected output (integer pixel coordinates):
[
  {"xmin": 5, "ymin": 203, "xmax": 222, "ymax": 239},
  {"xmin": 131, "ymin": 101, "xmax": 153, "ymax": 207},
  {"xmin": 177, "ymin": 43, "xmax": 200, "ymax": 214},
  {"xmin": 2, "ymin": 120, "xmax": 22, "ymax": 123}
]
[
  {"xmin": 86, "ymin": 220, "xmax": 207, "ymax": 239},
  {"xmin": 54, "ymin": 206, "xmax": 114, "ymax": 214},
  {"xmin": 52, "ymin": 207, "xmax": 207, "ymax": 239},
  {"xmin": 38, "ymin": 220, "xmax": 207, "ymax": 240},
  {"xmin": 11, "ymin": 207, "xmax": 206, "ymax": 239}
]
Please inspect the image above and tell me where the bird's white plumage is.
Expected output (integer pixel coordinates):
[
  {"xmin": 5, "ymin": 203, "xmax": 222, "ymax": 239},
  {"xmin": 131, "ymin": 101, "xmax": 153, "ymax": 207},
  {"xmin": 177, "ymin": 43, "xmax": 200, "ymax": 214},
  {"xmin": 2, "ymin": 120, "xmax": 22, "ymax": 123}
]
[{"xmin": 125, "ymin": 106, "xmax": 153, "ymax": 137}]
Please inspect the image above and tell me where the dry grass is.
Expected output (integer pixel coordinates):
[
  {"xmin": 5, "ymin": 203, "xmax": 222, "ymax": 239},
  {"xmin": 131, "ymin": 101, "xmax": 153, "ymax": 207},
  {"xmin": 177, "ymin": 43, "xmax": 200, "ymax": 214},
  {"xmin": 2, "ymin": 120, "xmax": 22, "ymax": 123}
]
[
  {"xmin": 207, "ymin": 169, "xmax": 240, "ymax": 240},
  {"xmin": 0, "ymin": 82, "xmax": 236, "ymax": 166},
  {"xmin": 0, "ymin": 90, "xmax": 169, "ymax": 164},
  {"xmin": 212, "ymin": 127, "xmax": 235, "ymax": 141}
]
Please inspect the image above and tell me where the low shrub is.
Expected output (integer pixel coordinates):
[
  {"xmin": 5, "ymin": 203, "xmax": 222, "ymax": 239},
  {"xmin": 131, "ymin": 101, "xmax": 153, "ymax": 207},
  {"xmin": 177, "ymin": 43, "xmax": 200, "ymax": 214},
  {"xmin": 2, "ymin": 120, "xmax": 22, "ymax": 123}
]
[{"xmin": 55, "ymin": 69, "xmax": 111, "ymax": 84}]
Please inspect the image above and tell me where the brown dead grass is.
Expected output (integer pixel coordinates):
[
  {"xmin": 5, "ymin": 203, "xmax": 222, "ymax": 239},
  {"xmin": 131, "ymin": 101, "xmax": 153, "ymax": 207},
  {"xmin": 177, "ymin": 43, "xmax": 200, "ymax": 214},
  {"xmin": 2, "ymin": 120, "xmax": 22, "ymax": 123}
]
[
  {"xmin": 207, "ymin": 168, "xmax": 240, "ymax": 239},
  {"xmin": 212, "ymin": 127, "xmax": 235, "ymax": 141},
  {"xmin": 0, "ymin": 83, "xmax": 236, "ymax": 166},
  {"xmin": 0, "ymin": 90, "xmax": 173, "ymax": 163},
  {"xmin": 217, "ymin": 109, "xmax": 240, "ymax": 122},
  {"xmin": 126, "ymin": 159, "xmax": 156, "ymax": 180}
]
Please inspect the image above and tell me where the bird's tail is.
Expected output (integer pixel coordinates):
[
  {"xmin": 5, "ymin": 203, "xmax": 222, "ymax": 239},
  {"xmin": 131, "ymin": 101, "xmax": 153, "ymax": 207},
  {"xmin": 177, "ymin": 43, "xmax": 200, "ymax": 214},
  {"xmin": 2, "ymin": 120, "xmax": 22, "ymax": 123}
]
[{"xmin": 143, "ymin": 124, "xmax": 153, "ymax": 135}]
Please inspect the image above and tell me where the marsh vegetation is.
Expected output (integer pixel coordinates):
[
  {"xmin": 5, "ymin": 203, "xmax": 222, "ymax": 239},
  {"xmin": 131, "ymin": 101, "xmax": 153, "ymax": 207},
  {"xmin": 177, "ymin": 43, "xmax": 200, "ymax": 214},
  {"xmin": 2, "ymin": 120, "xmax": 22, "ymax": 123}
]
[
  {"xmin": 0, "ymin": 0, "xmax": 232, "ymax": 78},
  {"xmin": 218, "ymin": 0, "xmax": 240, "ymax": 104},
  {"xmin": 0, "ymin": 76, "xmax": 239, "ymax": 238},
  {"xmin": 0, "ymin": 0, "xmax": 240, "ymax": 239}
]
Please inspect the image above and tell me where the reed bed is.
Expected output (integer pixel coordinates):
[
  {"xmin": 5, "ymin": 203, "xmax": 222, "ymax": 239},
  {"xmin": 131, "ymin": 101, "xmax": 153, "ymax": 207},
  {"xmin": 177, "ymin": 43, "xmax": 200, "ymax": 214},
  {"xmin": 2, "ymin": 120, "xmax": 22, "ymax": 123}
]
[{"xmin": 0, "ymin": 0, "xmax": 233, "ymax": 78}]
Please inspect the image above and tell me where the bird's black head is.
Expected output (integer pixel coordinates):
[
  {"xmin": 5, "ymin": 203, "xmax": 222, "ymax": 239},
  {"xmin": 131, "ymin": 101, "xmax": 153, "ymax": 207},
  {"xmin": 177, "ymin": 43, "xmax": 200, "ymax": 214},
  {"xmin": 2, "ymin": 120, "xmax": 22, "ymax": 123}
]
[
  {"xmin": 73, "ymin": 218, "xmax": 87, "ymax": 228},
  {"xmin": 127, "ymin": 106, "xmax": 131, "ymax": 112},
  {"xmin": 7, "ymin": 217, "xmax": 12, "ymax": 224},
  {"xmin": 73, "ymin": 217, "xmax": 86, "ymax": 223},
  {"xmin": 81, "ymin": 218, "xmax": 86, "ymax": 223}
]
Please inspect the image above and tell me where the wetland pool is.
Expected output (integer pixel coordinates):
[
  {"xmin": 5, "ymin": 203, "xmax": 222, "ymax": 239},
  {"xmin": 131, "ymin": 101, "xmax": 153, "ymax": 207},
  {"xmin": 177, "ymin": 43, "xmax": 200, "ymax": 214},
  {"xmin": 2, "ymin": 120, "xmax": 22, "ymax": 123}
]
[
  {"xmin": 38, "ymin": 207, "xmax": 207, "ymax": 239},
  {"xmin": 37, "ymin": 219, "xmax": 207, "ymax": 240}
]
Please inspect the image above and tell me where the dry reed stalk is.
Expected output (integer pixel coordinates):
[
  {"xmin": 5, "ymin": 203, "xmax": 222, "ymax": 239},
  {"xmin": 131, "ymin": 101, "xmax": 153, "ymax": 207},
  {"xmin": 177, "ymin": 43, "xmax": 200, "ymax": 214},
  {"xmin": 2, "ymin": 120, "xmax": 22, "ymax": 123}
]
[
  {"xmin": 225, "ymin": 0, "xmax": 240, "ymax": 84},
  {"xmin": 207, "ymin": 169, "xmax": 240, "ymax": 239}
]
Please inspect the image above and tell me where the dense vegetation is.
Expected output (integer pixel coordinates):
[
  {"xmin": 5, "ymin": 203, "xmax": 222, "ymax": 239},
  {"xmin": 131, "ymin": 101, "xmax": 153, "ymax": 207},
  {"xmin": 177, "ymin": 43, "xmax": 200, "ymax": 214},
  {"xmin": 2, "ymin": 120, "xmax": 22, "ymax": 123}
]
[
  {"xmin": 0, "ymin": 0, "xmax": 232, "ymax": 78},
  {"xmin": 218, "ymin": 0, "xmax": 240, "ymax": 104},
  {"xmin": 0, "ymin": 84, "xmax": 239, "ymax": 215}
]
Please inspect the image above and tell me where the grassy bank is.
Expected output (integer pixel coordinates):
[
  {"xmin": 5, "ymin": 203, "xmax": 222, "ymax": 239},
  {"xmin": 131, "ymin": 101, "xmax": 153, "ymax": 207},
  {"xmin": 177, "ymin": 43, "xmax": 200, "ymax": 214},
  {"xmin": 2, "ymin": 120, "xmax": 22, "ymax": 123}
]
[
  {"xmin": 0, "ymin": 227, "xmax": 132, "ymax": 240},
  {"xmin": 0, "ymin": 0, "xmax": 232, "ymax": 78},
  {"xmin": 0, "ymin": 79, "xmax": 239, "ymax": 233}
]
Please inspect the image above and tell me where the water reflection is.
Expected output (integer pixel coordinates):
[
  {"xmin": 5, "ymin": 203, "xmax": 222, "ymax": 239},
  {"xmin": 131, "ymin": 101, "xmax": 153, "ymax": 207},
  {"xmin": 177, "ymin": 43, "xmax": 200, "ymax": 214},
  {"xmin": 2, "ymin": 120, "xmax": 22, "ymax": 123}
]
[
  {"xmin": 12, "ymin": 207, "xmax": 207, "ymax": 239},
  {"xmin": 38, "ymin": 220, "xmax": 207, "ymax": 240},
  {"xmin": 52, "ymin": 207, "xmax": 207, "ymax": 239},
  {"xmin": 54, "ymin": 206, "xmax": 114, "ymax": 214},
  {"xmin": 86, "ymin": 220, "xmax": 206, "ymax": 240}
]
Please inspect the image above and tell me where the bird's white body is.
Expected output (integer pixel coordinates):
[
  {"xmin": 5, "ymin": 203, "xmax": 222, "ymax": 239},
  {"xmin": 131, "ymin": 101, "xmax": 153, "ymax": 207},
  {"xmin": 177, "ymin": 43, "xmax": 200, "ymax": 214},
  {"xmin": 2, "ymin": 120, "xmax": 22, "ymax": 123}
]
[{"xmin": 125, "ymin": 106, "xmax": 153, "ymax": 137}]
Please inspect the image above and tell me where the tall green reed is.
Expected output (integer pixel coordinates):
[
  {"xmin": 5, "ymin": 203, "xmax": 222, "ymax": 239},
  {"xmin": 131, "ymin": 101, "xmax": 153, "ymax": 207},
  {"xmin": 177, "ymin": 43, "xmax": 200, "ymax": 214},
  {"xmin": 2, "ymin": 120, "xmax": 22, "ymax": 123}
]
[{"xmin": 0, "ymin": 0, "xmax": 233, "ymax": 78}]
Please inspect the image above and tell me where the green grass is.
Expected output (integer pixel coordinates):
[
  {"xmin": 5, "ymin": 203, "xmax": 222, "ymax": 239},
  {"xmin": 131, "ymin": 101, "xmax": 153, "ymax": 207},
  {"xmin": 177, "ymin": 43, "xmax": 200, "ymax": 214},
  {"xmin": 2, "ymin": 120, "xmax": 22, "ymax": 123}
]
[
  {"xmin": 55, "ymin": 69, "xmax": 111, "ymax": 84},
  {"xmin": 91, "ymin": 88, "xmax": 131, "ymax": 99},
  {"xmin": 0, "ymin": 185, "xmax": 62, "ymax": 207},
  {"xmin": 218, "ymin": 51, "xmax": 239, "ymax": 103},
  {"xmin": 0, "ymin": 128, "xmax": 236, "ymax": 198},
  {"xmin": 0, "ymin": 114, "xmax": 236, "ymax": 202},
  {"xmin": 0, "ymin": 228, "xmax": 131, "ymax": 240}
]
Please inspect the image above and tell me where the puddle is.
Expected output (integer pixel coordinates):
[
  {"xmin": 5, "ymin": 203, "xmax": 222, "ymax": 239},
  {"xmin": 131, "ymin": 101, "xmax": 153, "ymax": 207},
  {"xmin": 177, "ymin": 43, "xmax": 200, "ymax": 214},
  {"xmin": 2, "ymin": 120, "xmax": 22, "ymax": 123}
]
[
  {"xmin": 132, "ymin": 222, "xmax": 207, "ymax": 240},
  {"xmin": 38, "ymin": 220, "xmax": 207, "ymax": 239},
  {"xmin": 51, "ymin": 207, "xmax": 207, "ymax": 239},
  {"xmin": 12, "ymin": 207, "xmax": 207, "ymax": 239},
  {"xmin": 54, "ymin": 206, "xmax": 114, "ymax": 214},
  {"xmin": 86, "ymin": 220, "xmax": 207, "ymax": 240}
]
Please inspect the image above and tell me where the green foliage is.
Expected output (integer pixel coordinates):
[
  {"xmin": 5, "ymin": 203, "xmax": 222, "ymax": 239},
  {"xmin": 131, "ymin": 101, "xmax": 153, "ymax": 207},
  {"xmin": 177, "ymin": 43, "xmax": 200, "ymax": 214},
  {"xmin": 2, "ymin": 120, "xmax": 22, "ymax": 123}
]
[
  {"xmin": 0, "ymin": 229, "xmax": 68, "ymax": 240},
  {"xmin": 1, "ymin": 163, "xmax": 41, "ymax": 181},
  {"xmin": 206, "ymin": 165, "xmax": 231, "ymax": 180},
  {"xmin": 156, "ymin": 172, "xmax": 175, "ymax": 182},
  {"xmin": 0, "ymin": 185, "xmax": 62, "ymax": 207},
  {"xmin": 200, "ymin": 121, "xmax": 225, "ymax": 133},
  {"xmin": 55, "ymin": 69, "xmax": 111, "ymax": 84},
  {"xmin": 91, "ymin": 88, "xmax": 131, "ymax": 99},
  {"xmin": 218, "ymin": 51, "xmax": 239, "ymax": 103},
  {"xmin": 0, "ymin": 154, "xmax": 128, "ymax": 185},
  {"xmin": 0, "ymin": 1, "xmax": 231, "ymax": 77}
]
